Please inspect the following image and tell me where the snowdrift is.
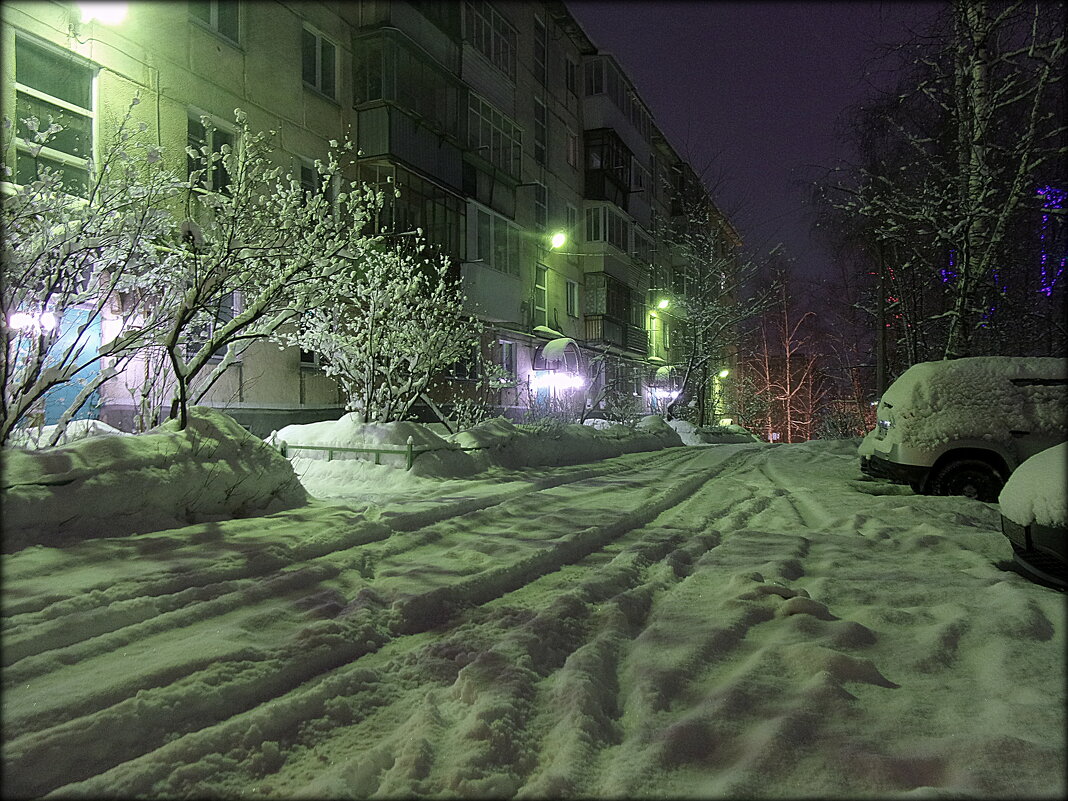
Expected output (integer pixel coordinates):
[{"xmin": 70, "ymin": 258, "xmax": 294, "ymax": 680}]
[
  {"xmin": 667, "ymin": 418, "xmax": 762, "ymax": 445},
  {"xmin": 273, "ymin": 414, "xmax": 684, "ymax": 482},
  {"xmin": 272, "ymin": 415, "xmax": 479, "ymax": 478},
  {"xmin": 2, "ymin": 407, "xmax": 307, "ymax": 551},
  {"xmin": 999, "ymin": 442, "xmax": 1068, "ymax": 528}
]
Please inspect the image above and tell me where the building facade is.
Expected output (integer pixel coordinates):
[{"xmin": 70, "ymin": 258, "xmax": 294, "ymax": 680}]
[{"xmin": 2, "ymin": 0, "xmax": 740, "ymax": 434}]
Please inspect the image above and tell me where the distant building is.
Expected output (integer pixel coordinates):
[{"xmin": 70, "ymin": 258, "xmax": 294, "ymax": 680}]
[{"xmin": 2, "ymin": 1, "xmax": 740, "ymax": 434}]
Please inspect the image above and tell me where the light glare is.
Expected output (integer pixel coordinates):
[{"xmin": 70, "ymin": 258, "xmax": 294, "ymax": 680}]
[
  {"xmin": 549, "ymin": 231, "xmax": 567, "ymax": 249},
  {"xmin": 79, "ymin": 2, "xmax": 128, "ymax": 25}
]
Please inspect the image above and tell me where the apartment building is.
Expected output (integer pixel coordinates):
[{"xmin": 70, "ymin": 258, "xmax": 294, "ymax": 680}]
[{"xmin": 2, "ymin": 0, "xmax": 739, "ymax": 434}]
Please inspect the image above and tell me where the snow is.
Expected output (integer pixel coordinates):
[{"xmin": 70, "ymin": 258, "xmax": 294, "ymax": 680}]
[
  {"xmin": 879, "ymin": 356, "xmax": 1067, "ymax": 451},
  {"xmin": 2, "ymin": 412, "xmax": 1064, "ymax": 799},
  {"xmin": 7, "ymin": 419, "xmax": 130, "ymax": 450},
  {"xmin": 2, "ymin": 407, "xmax": 307, "ymax": 551},
  {"xmin": 999, "ymin": 442, "xmax": 1068, "ymax": 528},
  {"xmin": 540, "ymin": 336, "xmax": 577, "ymax": 362},
  {"xmin": 668, "ymin": 418, "xmax": 762, "ymax": 445}
]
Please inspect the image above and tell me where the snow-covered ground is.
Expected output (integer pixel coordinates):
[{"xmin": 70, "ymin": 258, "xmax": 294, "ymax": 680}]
[{"xmin": 2, "ymin": 412, "xmax": 1064, "ymax": 799}]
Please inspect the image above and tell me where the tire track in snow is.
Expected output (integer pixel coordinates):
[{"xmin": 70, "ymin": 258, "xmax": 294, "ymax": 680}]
[
  {"xmin": 1, "ymin": 445, "xmax": 759, "ymax": 798},
  {"xmin": 2, "ymin": 448, "xmax": 700, "ymax": 672}
]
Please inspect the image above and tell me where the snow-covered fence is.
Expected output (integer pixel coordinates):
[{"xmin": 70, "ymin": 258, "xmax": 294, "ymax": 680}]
[{"xmin": 267, "ymin": 433, "xmax": 485, "ymax": 471}]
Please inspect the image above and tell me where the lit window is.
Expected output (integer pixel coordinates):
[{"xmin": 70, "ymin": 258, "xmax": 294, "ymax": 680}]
[
  {"xmin": 189, "ymin": 0, "xmax": 239, "ymax": 42},
  {"xmin": 302, "ymin": 27, "xmax": 336, "ymax": 99},
  {"xmin": 13, "ymin": 36, "xmax": 94, "ymax": 196},
  {"xmin": 566, "ymin": 280, "xmax": 579, "ymax": 317}
]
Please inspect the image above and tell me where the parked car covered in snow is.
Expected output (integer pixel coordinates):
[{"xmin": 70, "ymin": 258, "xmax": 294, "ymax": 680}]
[
  {"xmin": 999, "ymin": 442, "xmax": 1067, "ymax": 588},
  {"xmin": 859, "ymin": 357, "xmax": 1067, "ymax": 501}
]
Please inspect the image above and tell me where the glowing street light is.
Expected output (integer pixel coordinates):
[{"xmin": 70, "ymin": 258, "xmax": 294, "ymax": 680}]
[
  {"xmin": 657, "ymin": 298, "xmax": 670, "ymax": 310},
  {"xmin": 718, "ymin": 368, "xmax": 730, "ymax": 378},
  {"xmin": 549, "ymin": 231, "xmax": 567, "ymax": 250},
  {"xmin": 78, "ymin": 2, "xmax": 128, "ymax": 25}
]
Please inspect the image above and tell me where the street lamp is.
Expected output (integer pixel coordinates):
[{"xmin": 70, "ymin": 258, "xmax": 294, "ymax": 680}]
[
  {"xmin": 657, "ymin": 298, "xmax": 670, "ymax": 310},
  {"xmin": 718, "ymin": 368, "xmax": 730, "ymax": 378},
  {"xmin": 549, "ymin": 231, "xmax": 567, "ymax": 250}
]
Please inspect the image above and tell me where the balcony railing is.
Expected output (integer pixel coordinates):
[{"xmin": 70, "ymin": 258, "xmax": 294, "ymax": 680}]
[{"xmin": 585, "ymin": 314, "xmax": 647, "ymax": 355}]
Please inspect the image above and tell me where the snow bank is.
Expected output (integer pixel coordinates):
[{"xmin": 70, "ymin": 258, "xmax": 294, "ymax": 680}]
[
  {"xmin": 272, "ymin": 414, "xmax": 478, "ymax": 478},
  {"xmin": 274, "ymin": 414, "xmax": 683, "ymax": 485},
  {"xmin": 449, "ymin": 414, "xmax": 683, "ymax": 470},
  {"xmin": 667, "ymin": 418, "xmax": 761, "ymax": 445},
  {"xmin": 7, "ymin": 419, "xmax": 129, "ymax": 449},
  {"xmin": 999, "ymin": 442, "xmax": 1068, "ymax": 528},
  {"xmin": 2, "ymin": 407, "xmax": 307, "ymax": 551},
  {"xmin": 881, "ymin": 356, "xmax": 1067, "ymax": 451}
]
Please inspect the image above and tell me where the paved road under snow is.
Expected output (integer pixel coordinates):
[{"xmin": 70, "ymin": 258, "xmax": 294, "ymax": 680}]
[{"xmin": 3, "ymin": 441, "xmax": 1064, "ymax": 798}]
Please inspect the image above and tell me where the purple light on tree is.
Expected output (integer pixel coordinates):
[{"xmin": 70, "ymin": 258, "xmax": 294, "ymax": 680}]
[{"xmin": 1036, "ymin": 185, "xmax": 1066, "ymax": 297}]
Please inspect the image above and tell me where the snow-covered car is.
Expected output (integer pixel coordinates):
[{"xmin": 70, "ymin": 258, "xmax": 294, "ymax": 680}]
[
  {"xmin": 998, "ymin": 442, "xmax": 1067, "ymax": 588},
  {"xmin": 859, "ymin": 357, "xmax": 1067, "ymax": 501}
]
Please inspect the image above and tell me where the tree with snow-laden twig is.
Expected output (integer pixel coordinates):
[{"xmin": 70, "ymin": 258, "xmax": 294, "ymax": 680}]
[
  {"xmin": 822, "ymin": 0, "xmax": 1066, "ymax": 367},
  {"xmin": 656, "ymin": 200, "xmax": 777, "ymax": 424},
  {"xmin": 151, "ymin": 111, "xmax": 390, "ymax": 429},
  {"xmin": 1, "ymin": 99, "xmax": 183, "ymax": 446},
  {"xmin": 273, "ymin": 238, "xmax": 478, "ymax": 424}
]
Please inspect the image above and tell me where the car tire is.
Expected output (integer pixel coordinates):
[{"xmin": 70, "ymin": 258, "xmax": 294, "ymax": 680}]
[{"xmin": 929, "ymin": 458, "xmax": 1005, "ymax": 502}]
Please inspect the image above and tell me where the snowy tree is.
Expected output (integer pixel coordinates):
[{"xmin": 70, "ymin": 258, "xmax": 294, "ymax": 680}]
[
  {"xmin": 823, "ymin": 0, "xmax": 1066, "ymax": 364},
  {"xmin": 658, "ymin": 201, "xmax": 777, "ymax": 424},
  {"xmin": 149, "ymin": 111, "xmax": 386, "ymax": 428},
  {"xmin": 1, "ymin": 100, "xmax": 182, "ymax": 445},
  {"xmin": 273, "ymin": 239, "xmax": 478, "ymax": 424}
]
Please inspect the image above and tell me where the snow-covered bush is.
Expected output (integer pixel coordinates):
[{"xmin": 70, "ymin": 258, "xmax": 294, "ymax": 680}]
[{"xmin": 1, "ymin": 407, "xmax": 306, "ymax": 551}]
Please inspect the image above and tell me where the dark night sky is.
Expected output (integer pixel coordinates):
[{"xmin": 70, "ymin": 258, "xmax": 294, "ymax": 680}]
[{"xmin": 566, "ymin": 0, "xmax": 946, "ymax": 281}]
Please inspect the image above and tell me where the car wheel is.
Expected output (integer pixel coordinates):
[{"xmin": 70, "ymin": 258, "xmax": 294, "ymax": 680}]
[{"xmin": 929, "ymin": 458, "xmax": 1005, "ymax": 502}]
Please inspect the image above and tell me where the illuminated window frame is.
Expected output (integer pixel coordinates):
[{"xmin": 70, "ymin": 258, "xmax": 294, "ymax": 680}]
[{"xmin": 12, "ymin": 35, "xmax": 96, "ymax": 197}]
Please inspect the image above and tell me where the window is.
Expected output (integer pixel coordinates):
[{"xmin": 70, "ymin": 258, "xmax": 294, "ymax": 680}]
[
  {"xmin": 13, "ymin": 36, "xmax": 94, "ymax": 196},
  {"xmin": 585, "ymin": 207, "xmax": 601, "ymax": 242},
  {"xmin": 566, "ymin": 204, "xmax": 578, "ymax": 239},
  {"xmin": 584, "ymin": 59, "xmax": 604, "ymax": 95},
  {"xmin": 585, "ymin": 205, "xmax": 631, "ymax": 253},
  {"xmin": 186, "ymin": 292, "xmax": 237, "ymax": 361},
  {"xmin": 302, "ymin": 26, "xmax": 336, "ymax": 99},
  {"xmin": 533, "ymin": 183, "xmax": 548, "ymax": 232},
  {"xmin": 299, "ymin": 156, "xmax": 337, "ymax": 206},
  {"xmin": 533, "ymin": 16, "xmax": 547, "ymax": 87},
  {"xmin": 465, "ymin": 1, "xmax": 517, "ymax": 80},
  {"xmin": 566, "ymin": 280, "xmax": 579, "ymax": 317},
  {"xmin": 187, "ymin": 114, "xmax": 235, "ymax": 192},
  {"xmin": 499, "ymin": 340, "xmax": 517, "ymax": 375},
  {"xmin": 533, "ymin": 97, "xmax": 547, "ymax": 166},
  {"xmin": 565, "ymin": 56, "xmax": 578, "ymax": 96},
  {"xmin": 472, "ymin": 206, "xmax": 519, "ymax": 275},
  {"xmin": 468, "ymin": 94, "xmax": 522, "ymax": 177},
  {"xmin": 189, "ymin": 0, "xmax": 238, "ymax": 42},
  {"xmin": 534, "ymin": 264, "xmax": 548, "ymax": 327},
  {"xmin": 566, "ymin": 128, "xmax": 578, "ymax": 168},
  {"xmin": 299, "ymin": 348, "xmax": 324, "ymax": 368}
]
